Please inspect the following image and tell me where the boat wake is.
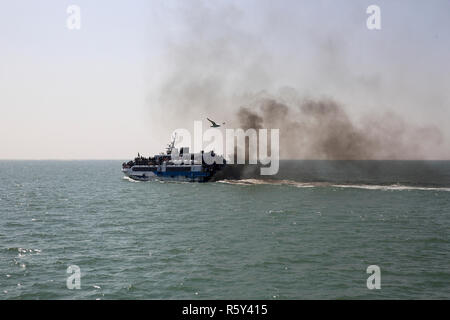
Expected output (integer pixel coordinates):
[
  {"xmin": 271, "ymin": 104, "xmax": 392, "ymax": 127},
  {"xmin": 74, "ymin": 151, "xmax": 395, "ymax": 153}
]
[
  {"xmin": 217, "ymin": 179, "xmax": 317, "ymax": 188},
  {"xmin": 122, "ymin": 176, "xmax": 141, "ymax": 183},
  {"xmin": 217, "ymin": 179, "xmax": 450, "ymax": 192}
]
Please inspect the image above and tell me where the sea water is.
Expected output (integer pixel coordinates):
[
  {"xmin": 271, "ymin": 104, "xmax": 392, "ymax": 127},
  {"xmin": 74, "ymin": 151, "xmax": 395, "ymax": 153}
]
[{"xmin": 0, "ymin": 160, "xmax": 449, "ymax": 299}]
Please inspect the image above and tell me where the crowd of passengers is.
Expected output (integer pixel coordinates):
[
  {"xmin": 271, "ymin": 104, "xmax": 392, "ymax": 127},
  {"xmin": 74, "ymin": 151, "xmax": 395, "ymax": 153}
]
[{"xmin": 122, "ymin": 153, "xmax": 171, "ymax": 168}]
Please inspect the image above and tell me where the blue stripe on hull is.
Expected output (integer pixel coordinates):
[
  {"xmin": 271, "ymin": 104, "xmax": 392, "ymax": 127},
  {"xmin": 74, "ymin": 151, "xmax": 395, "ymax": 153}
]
[
  {"xmin": 127, "ymin": 171, "xmax": 212, "ymax": 182},
  {"xmin": 158, "ymin": 171, "xmax": 209, "ymax": 177}
]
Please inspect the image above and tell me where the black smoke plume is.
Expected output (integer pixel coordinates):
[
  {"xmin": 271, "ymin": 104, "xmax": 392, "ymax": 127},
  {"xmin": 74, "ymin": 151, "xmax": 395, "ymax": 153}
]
[{"xmin": 235, "ymin": 95, "xmax": 446, "ymax": 160}]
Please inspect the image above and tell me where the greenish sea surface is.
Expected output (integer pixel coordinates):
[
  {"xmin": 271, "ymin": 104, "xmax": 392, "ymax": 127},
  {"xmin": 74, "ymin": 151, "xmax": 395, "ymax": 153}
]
[{"xmin": 1, "ymin": 160, "xmax": 449, "ymax": 299}]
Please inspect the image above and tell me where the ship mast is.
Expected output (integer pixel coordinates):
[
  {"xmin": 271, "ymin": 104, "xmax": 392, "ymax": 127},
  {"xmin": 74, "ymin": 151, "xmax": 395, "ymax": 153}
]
[{"xmin": 166, "ymin": 133, "xmax": 177, "ymax": 155}]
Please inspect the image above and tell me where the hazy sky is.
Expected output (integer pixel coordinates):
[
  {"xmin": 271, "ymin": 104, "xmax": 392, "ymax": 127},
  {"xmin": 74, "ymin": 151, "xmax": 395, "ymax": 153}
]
[{"xmin": 1, "ymin": 0, "xmax": 449, "ymax": 159}]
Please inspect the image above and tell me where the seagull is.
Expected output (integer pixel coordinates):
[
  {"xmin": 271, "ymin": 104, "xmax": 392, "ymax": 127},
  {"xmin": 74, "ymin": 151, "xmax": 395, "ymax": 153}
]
[{"xmin": 207, "ymin": 118, "xmax": 225, "ymax": 128}]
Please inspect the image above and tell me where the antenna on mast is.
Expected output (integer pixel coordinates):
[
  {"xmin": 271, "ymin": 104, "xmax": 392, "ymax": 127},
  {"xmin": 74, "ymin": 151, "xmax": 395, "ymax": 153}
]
[{"xmin": 166, "ymin": 132, "xmax": 177, "ymax": 155}]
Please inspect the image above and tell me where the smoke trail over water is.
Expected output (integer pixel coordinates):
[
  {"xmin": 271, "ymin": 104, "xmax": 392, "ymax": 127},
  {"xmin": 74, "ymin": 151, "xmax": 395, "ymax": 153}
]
[{"xmin": 236, "ymin": 95, "xmax": 446, "ymax": 160}]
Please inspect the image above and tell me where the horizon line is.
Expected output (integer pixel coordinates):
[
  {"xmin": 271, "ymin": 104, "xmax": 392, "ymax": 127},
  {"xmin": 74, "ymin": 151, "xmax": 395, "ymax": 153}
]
[{"xmin": 1, "ymin": 158, "xmax": 450, "ymax": 161}]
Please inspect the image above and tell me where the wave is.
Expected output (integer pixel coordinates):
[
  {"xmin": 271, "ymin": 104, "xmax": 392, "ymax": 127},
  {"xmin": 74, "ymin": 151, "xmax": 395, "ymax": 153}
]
[
  {"xmin": 330, "ymin": 184, "xmax": 450, "ymax": 191},
  {"xmin": 217, "ymin": 179, "xmax": 450, "ymax": 192},
  {"xmin": 218, "ymin": 179, "xmax": 316, "ymax": 188},
  {"xmin": 122, "ymin": 176, "xmax": 140, "ymax": 183}
]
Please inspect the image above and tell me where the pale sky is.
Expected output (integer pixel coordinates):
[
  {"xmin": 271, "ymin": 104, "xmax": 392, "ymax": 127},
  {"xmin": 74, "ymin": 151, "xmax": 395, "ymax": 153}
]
[{"xmin": 1, "ymin": 0, "xmax": 449, "ymax": 159}]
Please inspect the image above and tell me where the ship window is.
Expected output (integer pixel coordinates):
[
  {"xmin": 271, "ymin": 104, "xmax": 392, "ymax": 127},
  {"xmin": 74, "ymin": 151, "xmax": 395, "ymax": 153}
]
[{"xmin": 132, "ymin": 167, "xmax": 157, "ymax": 172}]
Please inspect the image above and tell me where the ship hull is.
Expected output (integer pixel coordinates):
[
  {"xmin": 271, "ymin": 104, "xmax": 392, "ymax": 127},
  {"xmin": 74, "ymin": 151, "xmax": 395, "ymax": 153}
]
[
  {"xmin": 122, "ymin": 142, "xmax": 226, "ymax": 183},
  {"xmin": 122, "ymin": 166, "xmax": 216, "ymax": 182}
]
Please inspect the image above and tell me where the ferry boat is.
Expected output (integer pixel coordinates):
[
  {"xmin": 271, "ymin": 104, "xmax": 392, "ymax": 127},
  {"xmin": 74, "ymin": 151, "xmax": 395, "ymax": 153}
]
[{"xmin": 122, "ymin": 135, "xmax": 227, "ymax": 182}]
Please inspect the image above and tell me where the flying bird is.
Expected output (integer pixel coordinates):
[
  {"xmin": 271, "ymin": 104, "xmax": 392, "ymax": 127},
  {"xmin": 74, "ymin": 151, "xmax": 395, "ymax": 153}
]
[{"xmin": 207, "ymin": 118, "xmax": 225, "ymax": 128}]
